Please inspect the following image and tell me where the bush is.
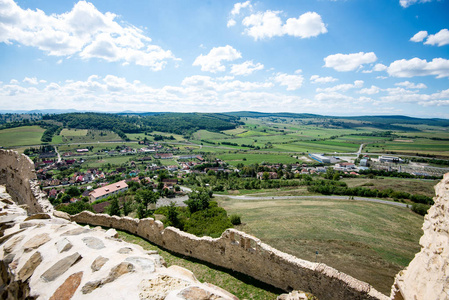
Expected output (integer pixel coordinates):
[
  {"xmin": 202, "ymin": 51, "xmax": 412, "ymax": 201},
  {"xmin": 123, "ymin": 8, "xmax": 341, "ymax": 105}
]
[
  {"xmin": 56, "ymin": 201, "xmax": 93, "ymax": 215},
  {"xmin": 230, "ymin": 214, "xmax": 241, "ymax": 225},
  {"xmin": 411, "ymin": 203, "xmax": 430, "ymax": 216}
]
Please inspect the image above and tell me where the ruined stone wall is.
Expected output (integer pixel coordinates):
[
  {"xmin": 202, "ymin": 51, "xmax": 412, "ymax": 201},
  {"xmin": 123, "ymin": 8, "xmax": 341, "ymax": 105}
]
[
  {"xmin": 391, "ymin": 173, "xmax": 449, "ymax": 300},
  {"xmin": 72, "ymin": 211, "xmax": 388, "ymax": 300},
  {"xmin": 0, "ymin": 150, "xmax": 53, "ymax": 214}
]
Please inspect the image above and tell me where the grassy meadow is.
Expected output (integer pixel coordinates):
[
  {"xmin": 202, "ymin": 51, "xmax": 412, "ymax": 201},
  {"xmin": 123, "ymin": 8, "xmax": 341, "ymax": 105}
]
[
  {"xmin": 0, "ymin": 125, "xmax": 45, "ymax": 147},
  {"xmin": 217, "ymin": 196, "xmax": 423, "ymax": 295}
]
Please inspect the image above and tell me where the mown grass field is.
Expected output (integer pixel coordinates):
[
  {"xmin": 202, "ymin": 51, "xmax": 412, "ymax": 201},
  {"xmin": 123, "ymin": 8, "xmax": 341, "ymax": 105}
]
[
  {"xmin": 217, "ymin": 152, "xmax": 301, "ymax": 166},
  {"xmin": 0, "ymin": 125, "xmax": 45, "ymax": 147},
  {"xmin": 217, "ymin": 196, "xmax": 423, "ymax": 295}
]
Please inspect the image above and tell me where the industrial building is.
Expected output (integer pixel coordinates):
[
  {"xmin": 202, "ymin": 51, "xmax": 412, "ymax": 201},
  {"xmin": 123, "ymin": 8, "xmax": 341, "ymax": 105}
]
[{"xmin": 309, "ymin": 153, "xmax": 331, "ymax": 164}]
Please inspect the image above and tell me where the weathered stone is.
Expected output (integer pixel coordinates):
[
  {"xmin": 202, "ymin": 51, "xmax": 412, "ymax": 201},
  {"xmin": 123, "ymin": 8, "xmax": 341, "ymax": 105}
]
[
  {"xmin": 41, "ymin": 252, "xmax": 82, "ymax": 282},
  {"xmin": 49, "ymin": 271, "xmax": 83, "ymax": 300},
  {"xmin": 82, "ymin": 236, "xmax": 105, "ymax": 249},
  {"xmin": 82, "ymin": 262, "xmax": 134, "ymax": 294},
  {"xmin": 0, "ymin": 228, "xmax": 25, "ymax": 244},
  {"xmin": 3, "ymin": 234, "xmax": 24, "ymax": 253},
  {"xmin": 56, "ymin": 238, "xmax": 73, "ymax": 253},
  {"xmin": 3, "ymin": 253, "xmax": 15, "ymax": 265},
  {"xmin": 17, "ymin": 251, "xmax": 42, "ymax": 281},
  {"xmin": 53, "ymin": 210, "xmax": 71, "ymax": 221},
  {"xmin": 20, "ymin": 222, "xmax": 38, "ymax": 229},
  {"xmin": 148, "ymin": 254, "xmax": 167, "ymax": 268},
  {"xmin": 105, "ymin": 228, "xmax": 118, "ymax": 238},
  {"xmin": 23, "ymin": 233, "xmax": 50, "ymax": 252},
  {"xmin": 81, "ymin": 280, "xmax": 102, "ymax": 294},
  {"xmin": 24, "ymin": 213, "xmax": 51, "ymax": 221},
  {"xmin": 178, "ymin": 286, "xmax": 220, "ymax": 300},
  {"xmin": 203, "ymin": 283, "xmax": 239, "ymax": 300},
  {"xmin": 91, "ymin": 256, "xmax": 109, "ymax": 272},
  {"xmin": 138, "ymin": 275, "xmax": 190, "ymax": 300},
  {"xmin": 0, "ymin": 198, "xmax": 14, "ymax": 205},
  {"xmin": 61, "ymin": 227, "xmax": 90, "ymax": 236},
  {"xmin": 167, "ymin": 265, "xmax": 198, "ymax": 282},
  {"xmin": 103, "ymin": 262, "xmax": 134, "ymax": 284},
  {"xmin": 118, "ymin": 247, "xmax": 132, "ymax": 254},
  {"xmin": 277, "ymin": 291, "xmax": 309, "ymax": 300},
  {"xmin": 125, "ymin": 256, "xmax": 155, "ymax": 273}
]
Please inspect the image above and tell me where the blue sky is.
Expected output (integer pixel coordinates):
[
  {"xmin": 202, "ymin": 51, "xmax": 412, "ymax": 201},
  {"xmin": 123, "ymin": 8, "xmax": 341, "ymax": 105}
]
[{"xmin": 0, "ymin": 0, "xmax": 448, "ymax": 117}]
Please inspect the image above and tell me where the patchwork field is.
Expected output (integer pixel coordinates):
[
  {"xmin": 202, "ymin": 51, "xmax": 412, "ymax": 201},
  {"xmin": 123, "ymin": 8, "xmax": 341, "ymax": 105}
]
[{"xmin": 218, "ymin": 196, "xmax": 423, "ymax": 295}]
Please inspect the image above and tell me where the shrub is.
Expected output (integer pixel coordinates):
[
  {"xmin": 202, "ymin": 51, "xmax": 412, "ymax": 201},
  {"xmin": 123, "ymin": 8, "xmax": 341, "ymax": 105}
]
[
  {"xmin": 230, "ymin": 214, "xmax": 241, "ymax": 225},
  {"xmin": 411, "ymin": 203, "xmax": 430, "ymax": 216}
]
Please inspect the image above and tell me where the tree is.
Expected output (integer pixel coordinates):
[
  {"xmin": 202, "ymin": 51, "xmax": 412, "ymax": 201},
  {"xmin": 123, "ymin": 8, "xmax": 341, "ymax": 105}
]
[
  {"xmin": 107, "ymin": 196, "xmax": 121, "ymax": 216},
  {"xmin": 122, "ymin": 199, "xmax": 132, "ymax": 216},
  {"xmin": 184, "ymin": 189, "xmax": 210, "ymax": 213}
]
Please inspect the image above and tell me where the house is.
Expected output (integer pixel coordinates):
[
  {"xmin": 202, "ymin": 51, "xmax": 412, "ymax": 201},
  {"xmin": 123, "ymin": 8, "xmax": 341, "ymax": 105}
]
[
  {"xmin": 89, "ymin": 180, "xmax": 128, "ymax": 203},
  {"xmin": 154, "ymin": 153, "xmax": 173, "ymax": 159},
  {"xmin": 335, "ymin": 162, "xmax": 355, "ymax": 170},
  {"xmin": 256, "ymin": 172, "xmax": 278, "ymax": 180}
]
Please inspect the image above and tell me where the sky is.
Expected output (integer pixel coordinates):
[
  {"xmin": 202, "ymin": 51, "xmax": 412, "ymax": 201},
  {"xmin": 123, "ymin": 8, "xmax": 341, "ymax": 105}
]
[{"xmin": 0, "ymin": 0, "xmax": 448, "ymax": 118}]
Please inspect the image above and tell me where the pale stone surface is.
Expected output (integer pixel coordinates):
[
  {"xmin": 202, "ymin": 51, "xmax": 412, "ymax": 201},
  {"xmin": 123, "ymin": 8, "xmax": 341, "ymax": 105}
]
[
  {"xmin": 56, "ymin": 238, "xmax": 73, "ymax": 253},
  {"xmin": 391, "ymin": 173, "xmax": 449, "ymax": 300},
  {"xmin": 82, "ymin": 236, "xmax": 105, "ymax": 249},
  {"xmin": 178, "ymin": 286, "xmax": 222, "ymax": 299},
  {"xmin": 138, "ymin": 275, "xmax": 191, "ymax": 300},
  {"xmin": 125, "ymin": 256, "xmax": 155, "ymax": 273},
  {"xmin": 277, "ymin": 291, "xmax": 309, "ymax": 300},
  {"xmin": 3, "ymin": 234, "xmax": 24, "ymax": 253},
  {"xmin": 82, "ymin": 262, "xmax": 135, "ymax": 294},
  {"xmin": 53, "ymin": 210, "xmax": 70, "ymax": 221},
  {"xmin": 61, "ymin": 227, "xmax": 90, "ymax": 236},
  {"xmin": 24, "ymin": 213, "xmax": 51, "ymax": 221}
]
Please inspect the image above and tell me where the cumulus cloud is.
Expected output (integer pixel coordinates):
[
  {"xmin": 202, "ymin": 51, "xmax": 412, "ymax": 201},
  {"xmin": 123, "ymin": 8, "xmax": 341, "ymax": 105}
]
[
  {"xmin": 387, "ymin": 57, "xmax": 449, "ymax": 78},
  {"xmin": 242, "ymin": 11, "xmax": 327, "ymax": 40},
  {"xmin": 425, "ymin": 29, "xmax": 449, "ymax": 46},
  {"xmin": 230, "ymin": 60, "xmax": 264, "ymax": 76},
  {"xmin": 395, "ymin": 81, "xmax": 427, "ymax": 89},
  {"xmin": 410, "ymin": 31, "xmax": 428, "ymax": 42},
  {"xmin": 227, "ymin": 19, "xmax": 236, "ymax": 28},
  {"xmin": 0, "ymin": 0, "xmax": 177, "ymax": 70},
  {"xmin": 399, "ymin": 0, "xmax": 434, "ymax": 8},
  {"xmin": 359, "ymin": 86, "xmax": 380, "ymax": 95},
  {"xmin": 309, "ymin": 75, "xmax": 338, "ymax": 84},
  {"xmin": 231, "ymin": 1, "xmax": 252, "ymax": 15},
  {"xmin": 193, "ymin": 45, "xmax": 242, "ymax": 73},
  {"xmin": 274, "ymin": 71, "xmax": 304, "ymax": 90},
  {"xmin": 324, "ymin": 52, "xmax": 377, "ymax": 72},
  {"xmin": 316, "ymin": 80, "xmax": 364, "ymax": 93},
  {"xmin": 373, "ymin": 64, "xmax": 388, "ymax": 72},
  {"xmin": 23, "ymin": 77, "xmax": 38, "ymax": 85}
]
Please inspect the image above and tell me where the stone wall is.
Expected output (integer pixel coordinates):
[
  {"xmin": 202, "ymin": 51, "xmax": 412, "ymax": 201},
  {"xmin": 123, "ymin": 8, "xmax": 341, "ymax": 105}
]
[
  {"xmin": 391, "ymin": 173, "xmax": 449, "ymax": 300},
  {"xmin": 72, "ymin": 211, "xmax": 388, "ymax": 300},
  {"xmin": 0, "ymin": 150, "xmax": 53, "ymax": 214}
]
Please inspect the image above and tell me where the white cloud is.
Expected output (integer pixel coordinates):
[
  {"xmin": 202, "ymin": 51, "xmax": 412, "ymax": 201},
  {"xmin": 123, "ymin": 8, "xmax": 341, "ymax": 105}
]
[
  {"xmin": 373, "ymin": 63, "xmax": 387, "ymax": 72},
  {"xmin": 324, "ymin": 52, "xmax": 377, "ymax": 72},
  {"xmin": 425, "ymin": 29, "xmax": 449, "ymax": 46},
  {"xmin": 395, "ymin": 81, "xmax": 427, "ymax": 89},
  {"xmin": 283, "ymin": 12, "xmax": 328, "ymax": 38},
  {"xmin": 387, "ymin": 57, "xmax": 449, "ymax": 78},
  {"xmin": 227, "ymin": 19, "xmax": 236, "ymax": 28},
  {"xmin": 230, "ymin": 60, "xmax": 264, "ymax": 76},
  {"xmin": 242, "ymin": 10, "xmax": 327, "ymax": 40},
  {"xmin": 410, "ymin": 31, "xmax": 428, "ymax": 42},
  {"xmin": 193, "ymin": 45, "xmax": 242, "ymax": 73},
  {"xmin": 316, "ymin": 80, "xmax": 364, "ymax": 93},
  {"xmin": 231, "ymin": 1, "xmax": 252, "ymax": 15},
  {"xmin": 310, "ymin": 75, "xmax": 338, "ymax": 84},
  {"xmin": 23, "ymin": 77, "xmax": 38, "ymax": 85},
  {"xmin": 9, "ymin": 79, "xmax": 19, "ymax": 84},
  {"xmin": 359, "ymin": 86, "xmax": 380, "ymax": 95},
  {"xmin": 0, "ymin": 0, "xmax": 177, "ymax": 70},
  {"xmin": 274, "ymin": 71, "xmax": 304, "ymax": 90},
  {"xmin": 399, "ymin": 0, "xmax": 433, "ymax": 8}
]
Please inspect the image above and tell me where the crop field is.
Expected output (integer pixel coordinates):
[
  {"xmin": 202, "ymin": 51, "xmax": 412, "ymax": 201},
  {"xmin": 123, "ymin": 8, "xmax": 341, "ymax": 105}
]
[
  {"xmin": 61, "ymin": 130, "xmax": 121, "ymax": 143},
  {"xmin": 0, "ymin": 126, "xmax": 45, "ymax": 147},
  {"xmin": 365, "ymin": 138, "xmax": 449, "ymax": 156},
  {"xmin": 342, "ymin": 177, "xmax": 439, "ymax": 198},
  {"xmin": 218, "ymin": 196, "xmax": 423, "ymax": 295},
  {"xmin": 217, "ymin": 152, "xmax": 300, "ymax": 166},
  {"xmin": 60, "ymin": 129, "xmax": 88, "ymax": 136}
]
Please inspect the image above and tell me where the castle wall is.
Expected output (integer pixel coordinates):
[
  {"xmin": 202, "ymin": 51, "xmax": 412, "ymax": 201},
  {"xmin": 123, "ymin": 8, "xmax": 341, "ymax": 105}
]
[
  {"xmin": 72, "ymin": 211, "xmax": 388, "ymax": 300},
  {"xmin": 0, "ymin": 150, "xmax": 53, "ymax": 214},
  {"xmin": 391, "ymin": 173, "xmax": 449, "ymax": 300}
]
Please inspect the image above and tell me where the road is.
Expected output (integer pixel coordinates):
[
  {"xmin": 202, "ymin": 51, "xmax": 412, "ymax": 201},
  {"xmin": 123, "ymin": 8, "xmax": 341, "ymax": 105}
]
[{"xmin": 213, "ymin": 193, "xmax": 409, "ymax": 208}]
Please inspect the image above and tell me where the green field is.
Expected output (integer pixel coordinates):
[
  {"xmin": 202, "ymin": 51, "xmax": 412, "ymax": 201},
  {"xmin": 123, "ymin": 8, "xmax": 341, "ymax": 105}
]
[
  {"xmin": 0, "ymin": 126, "xmax": 45, "ymax": 147},
  {"xmin": 60, "ymin": 129, "xmax": 88, "ymax": 136},
  {"xmin": 218, "ymin": 196, "xmax": 423, "ymax": 295},
  {"xmin": 217, "ymin": 153, "xmax": 301, "ymax": 166}
]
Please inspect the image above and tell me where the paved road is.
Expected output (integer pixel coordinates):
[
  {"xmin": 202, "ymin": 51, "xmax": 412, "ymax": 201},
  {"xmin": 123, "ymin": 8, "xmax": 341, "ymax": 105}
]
[{"xmin": 214, "ymin": 193, "xmax": 409, "ymax": 208}]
